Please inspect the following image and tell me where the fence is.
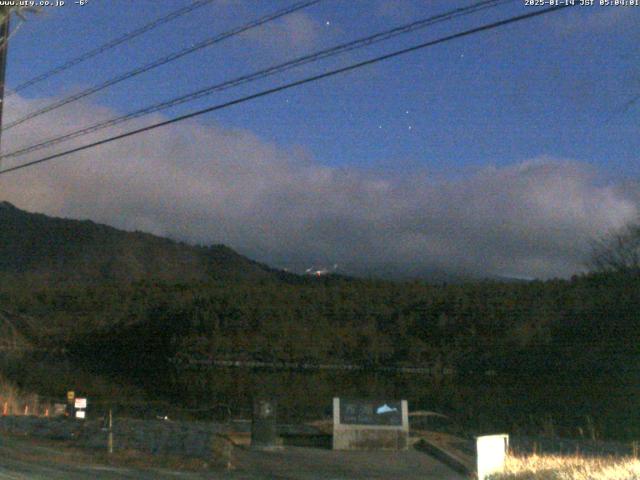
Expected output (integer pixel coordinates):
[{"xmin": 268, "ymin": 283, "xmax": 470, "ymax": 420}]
[{"xmin": 0, "ymin": 414, "xmax": 235, "ymax": 465}]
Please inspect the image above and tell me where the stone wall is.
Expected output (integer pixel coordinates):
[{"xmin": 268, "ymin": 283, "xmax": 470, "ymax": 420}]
[{"xmin": 0, "ymin": 415, "xmax": 240, "ymax": 460}]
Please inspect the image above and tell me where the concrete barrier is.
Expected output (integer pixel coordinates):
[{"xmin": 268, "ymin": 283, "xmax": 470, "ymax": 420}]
[{"xmin": 477, "ymin": 434, "xmax": 509, "ymax": 480}]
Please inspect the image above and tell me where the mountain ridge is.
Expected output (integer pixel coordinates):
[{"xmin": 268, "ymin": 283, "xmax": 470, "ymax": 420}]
[{"xmin": 0, "ymin": 201, "xmax": 286, "ymax": 284}]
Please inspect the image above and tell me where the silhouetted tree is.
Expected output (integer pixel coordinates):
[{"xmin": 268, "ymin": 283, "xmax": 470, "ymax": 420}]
[{"xmin": 589, "ymin": 222, "xmax": 640, "ymax": 273}]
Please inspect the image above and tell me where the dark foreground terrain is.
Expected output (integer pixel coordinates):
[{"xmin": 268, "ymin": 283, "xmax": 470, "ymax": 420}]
[
  {"xmin": 3, "ymin": 202, "xmax": 640, "ymax": 443},
  {"xmin": 0, "ymin": 434, "xmax": 464, "ymax": 480}
]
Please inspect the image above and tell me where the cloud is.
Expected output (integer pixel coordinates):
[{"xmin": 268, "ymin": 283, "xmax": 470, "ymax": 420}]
[
  {"xmin": 0, "ymin": 95, "xmax": 638, "ymax": 280},
  {"xmin": 239, "ymin": 12, "xmax": 323, "ymax": 55}
]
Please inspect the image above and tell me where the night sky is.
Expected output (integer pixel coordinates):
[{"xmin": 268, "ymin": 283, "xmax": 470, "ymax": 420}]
[{"xmin": 1, "ymin": 0, "xmax": 638, "ymax": 279}]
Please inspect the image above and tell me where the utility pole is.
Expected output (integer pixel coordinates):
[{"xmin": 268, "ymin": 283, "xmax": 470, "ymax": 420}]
[
  {"xmin": 107, "ymin": 408, "xmax": 113, "ymax": 454},
  {"xmin": 0, "ymin": 7, "xmax": 10, "ymax": 165}
]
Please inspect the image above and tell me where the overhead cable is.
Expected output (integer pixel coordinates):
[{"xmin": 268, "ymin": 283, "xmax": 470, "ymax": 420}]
[
  {"xmin": 1, "ymin": 0, "xmax": 322, "ymax": 131},
  {"xmin": 0, "ymin": 5, "xmax": 572, "ymax": 177},
  {"xmin": 1, "ymin": 0, "xmax": 509, "ymax": 161}
]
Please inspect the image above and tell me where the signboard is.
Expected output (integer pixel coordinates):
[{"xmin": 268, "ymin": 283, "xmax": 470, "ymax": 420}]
[
  {"xmin": 75, "ymin": 410, "xmax": 86, "ymax": 419},
  {"xmin": 477, "ymin": 434, "xmax": 509, "ymax": 480},
  {"xmin": 340, "ymin": 399, "xmax": 403, "ymax": 426},
  {"xmin": 333, "ymin": 397, "xmax": 409, "ymax": 450},
  {"xmin": 53, "ymin": 403, "xmax": 67, "ymax": 417},
  {"xmin": 67, "ymin": 391, "xmax": 75, "ymax": 402},
  {"xmin": 74, "ymin": 398, "xmax": 87, "ymax": 409}
]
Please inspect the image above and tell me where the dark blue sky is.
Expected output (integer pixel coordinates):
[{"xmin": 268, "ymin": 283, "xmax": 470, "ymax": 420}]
[
  {"xmin": 1, "ymin": 1, "xmax": 638, "ymax": 279},
  {"xmin": 7, "ymin": 0, "xmax": 638, "ymax": 177}
]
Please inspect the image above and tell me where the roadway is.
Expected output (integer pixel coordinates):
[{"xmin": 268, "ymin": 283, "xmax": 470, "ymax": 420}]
[{"xmin": 0, "ymin": 434, "xmax": 465, "ymax": 479}]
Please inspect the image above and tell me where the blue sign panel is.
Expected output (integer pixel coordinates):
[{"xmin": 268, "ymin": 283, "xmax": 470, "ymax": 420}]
[{"xmin": 340, "ymin": 399, "xmax": 403, "ymax": 426}]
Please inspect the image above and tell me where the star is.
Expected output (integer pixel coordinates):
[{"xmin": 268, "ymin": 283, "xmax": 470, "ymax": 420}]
[{"xmin": 325, "ymin": 20, "xmax": 331, "ymax": 26}]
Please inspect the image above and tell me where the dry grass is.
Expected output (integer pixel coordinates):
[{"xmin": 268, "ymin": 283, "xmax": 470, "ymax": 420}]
[
  {"xmin": 0, "ymin": 374, "xmax": 51, "ymax": 416},
  {"xmin": 489, "ymin": 454, "xmax": 640, "ymax": 480}
]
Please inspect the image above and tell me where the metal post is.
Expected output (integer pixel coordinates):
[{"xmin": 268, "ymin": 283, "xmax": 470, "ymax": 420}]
[
  {"xmin": 251, "ymin": 398, "xmax": 278, "ymax": 450},
  {"xmin": 108, "ymin": 408, "xmax": 113, "ymax": 454}
]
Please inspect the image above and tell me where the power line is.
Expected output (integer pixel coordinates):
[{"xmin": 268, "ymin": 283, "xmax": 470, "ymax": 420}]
[
  {"xmin": 0, "ymin": 0, "xmax": 511, "ymax": 161},
  {"xmin": 7, "ymin": 0, "xmax": 217, "ymax": 96},
  {"xmin": 1, "ymin": 0, "xmax": 322, "ymax": 132},
  {"xmin": 605, "ymin": 93, "xmax": 640, "ymax": 124},
  {"xmin": 0, "ymin": 5, "xmax": 572, "ymax": 177}
]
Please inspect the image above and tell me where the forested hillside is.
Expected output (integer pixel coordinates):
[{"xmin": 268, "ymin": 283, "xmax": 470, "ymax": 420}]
[
  {"xmin": 1, "ymin": 202, "xmax": 639, "ymax": 439},
  {"xmin": 1, "ymin": 270, "xmax": 639, "ymax": 437},
  {"xmin": 0, "ymin": 269, "xmax": 636, "ymax": 382},
  {"xmin": 0, "ymin": 201, "xmax": 286, "ymax": 283}
]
